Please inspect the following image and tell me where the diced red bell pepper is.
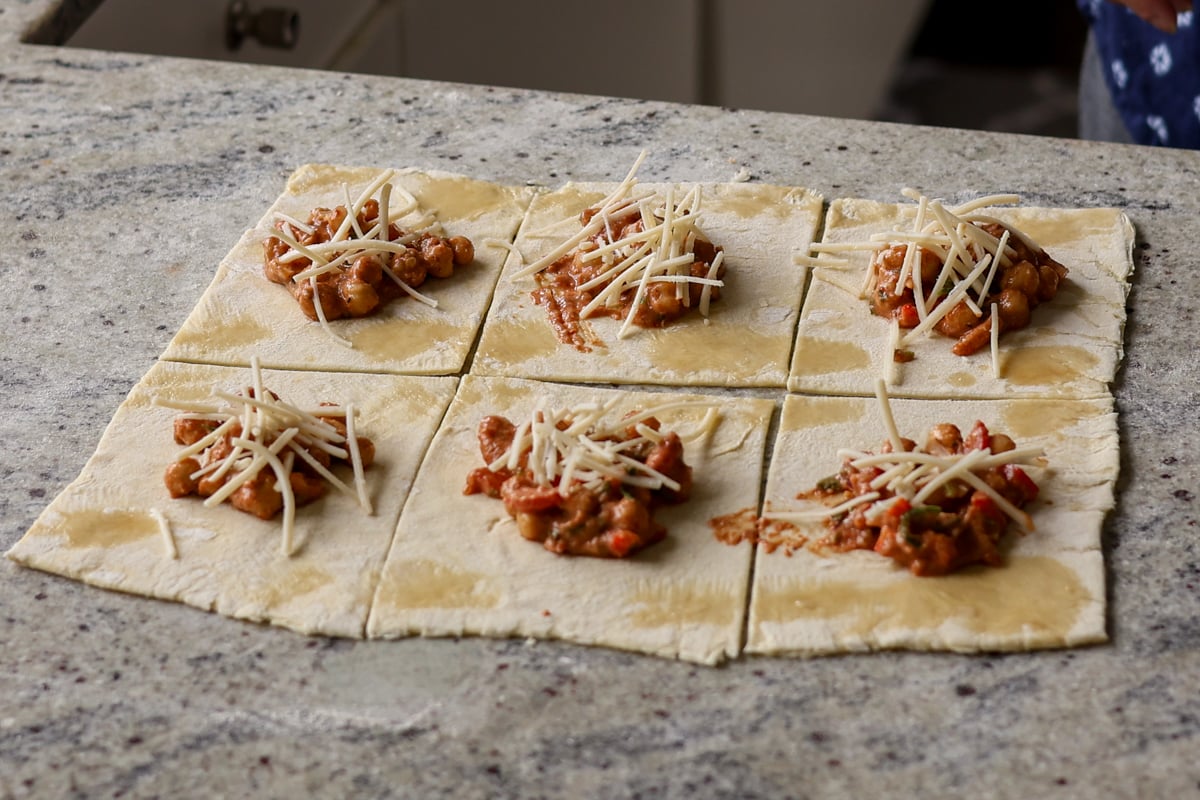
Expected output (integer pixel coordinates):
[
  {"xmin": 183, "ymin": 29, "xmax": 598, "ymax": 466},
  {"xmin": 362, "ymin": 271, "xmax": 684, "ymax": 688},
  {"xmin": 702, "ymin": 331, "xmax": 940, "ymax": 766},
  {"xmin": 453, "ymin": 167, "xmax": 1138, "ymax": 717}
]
[
  {"xmin": 965, "ymin": 420, "xmax": 991, "ymax": 452},
  {"xmin": 604, "ymin": 529, "xmax": 641, "ymax": 558},
  {"xmin": 1000, "ymin": 464, "xmax": 1040, "ymax": 504},
  {"xmin": 897, "ymin": 303, "xmax": 920, "ymax": 329}
]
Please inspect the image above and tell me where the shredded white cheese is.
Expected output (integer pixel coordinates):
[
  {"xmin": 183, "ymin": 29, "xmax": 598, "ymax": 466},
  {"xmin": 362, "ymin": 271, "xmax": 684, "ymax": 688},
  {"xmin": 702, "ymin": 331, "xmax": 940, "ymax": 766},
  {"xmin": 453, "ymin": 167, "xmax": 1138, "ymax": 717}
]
[
  {"xmin": 266, "ymin": 170, "xmax": 447, "ymax": 346},
  {"xmin": 781, "ymin": 383, "xmax": 1044, "ymax": 531},
  {"xmin": 151, "ymin": 508, "xmax": 177, "ymax": 559},
  {"xmin": 514, "ymin": 151, "xmax": 725, "ymax": 338},
  {"xmin": 487, "ymin": 397, "xmax": 714, "ymax": 496},
  {"xmin": 153, "ymin": 357, "xmax": 372, "ymax": 557},
  {"xmin": 763, "ymin": 491, "xmax": 881, "ymax": 523},
  {"xmin": 832, "ymin": 189, "xmax": 1046, "ymax": 382},
  {"xmin": 990, "ymin": 301, "xmax": 1001, "ymax": 378}
]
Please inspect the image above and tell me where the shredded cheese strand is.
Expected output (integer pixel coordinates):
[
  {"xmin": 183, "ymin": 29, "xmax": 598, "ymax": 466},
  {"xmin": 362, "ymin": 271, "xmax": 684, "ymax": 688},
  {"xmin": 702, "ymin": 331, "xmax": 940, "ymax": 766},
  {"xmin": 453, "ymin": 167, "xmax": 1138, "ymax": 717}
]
[
  {"xmin": 899, "ymin": 254, "xmax": 992, "ymax": 346},
  {"xmin": 875, "ymin": 380, "xmax": 905, "ymax": 454},
  {"xmin": 151, "ymin": 508, "xmax": 177, "ymax": 559},
  {"xmin": 990, "ymin": 302, "xmax": 1002, "ymax": 379},
  {"xmin": 515, "ymin": 152, "xmax": 723, "ymax": 336},
  {"xmin": 949, "ymin": 194, "xmax": 1020, "ymax": 216},
  {"xmin": 488, "ymin": 399, "xmax": 713, "ymax": 496},
  {"xmin": 379, "ymin": 263, "xmax": 439, "ymax": 308},
  {"xmin": 763, "ymin": 492, "xmax": 881, "ymax": 522},
  {"xmin": 344, "ymin": 404, "xmax": 373, "ymax": 515},
  {"xmin": 309, "ymin": 276, "xmax": 353, "ymax": 348},
  {"xmin": 164, "ymin": 363, "xmax": 374, "ymax": 557}
]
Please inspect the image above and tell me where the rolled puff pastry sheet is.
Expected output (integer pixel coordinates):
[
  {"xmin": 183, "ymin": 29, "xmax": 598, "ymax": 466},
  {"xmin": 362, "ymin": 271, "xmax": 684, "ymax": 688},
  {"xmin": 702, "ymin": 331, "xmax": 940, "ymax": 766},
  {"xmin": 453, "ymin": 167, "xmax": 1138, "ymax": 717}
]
[
  {"xmin": 746, "ymin": 393, "xmax": 1119, "ymax": 656},
  {"xmin": 161, "ymin": 164, "xmax": 534, "ymax": 375},
  {"xmin": 472, "ymin": 181, "xmax": 823, "ymax": 388},
  {"xmin": 790, "ymin": 199, "xmax": 1135, "ymax": 399},
  {"xmin": 6, "ymin": 360, "xmax": 459, "ymax": 638},
  {"xmin": 367, "ymin": 374, "xmax": 776, "ymax": 665}
]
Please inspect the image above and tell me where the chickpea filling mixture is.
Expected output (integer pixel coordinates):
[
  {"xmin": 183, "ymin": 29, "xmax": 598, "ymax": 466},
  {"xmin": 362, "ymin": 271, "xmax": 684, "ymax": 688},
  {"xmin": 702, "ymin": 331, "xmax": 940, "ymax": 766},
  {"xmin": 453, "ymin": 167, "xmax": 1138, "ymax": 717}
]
[
  {"xmin": 781, "ymin": 417, "xmax": 1043, "ymax": 577},
  {"xmin": 813, "ymin": 190, "xmax": 1069, "ymax": 369},
  {"xmin": 869, "ymin": 221, "xmax": 1067, "ymax": 357},
  {"xmin": 514, "ymin": 153, "xmax": 725, "ymax": 351},
  {"xmin": 263, "ymin": 170, "xmax": 474, "ymax": 344},
  {"xmin": 157, "ymin": 359, "xmax": 374, "ymax": 556},
  {"xmin": 710, "ymin": 383, "xmax": 1047, "ymax": 576},
  {"xmin": 464, "ymin": 400, "xmax": 698, "ymax": 558}
]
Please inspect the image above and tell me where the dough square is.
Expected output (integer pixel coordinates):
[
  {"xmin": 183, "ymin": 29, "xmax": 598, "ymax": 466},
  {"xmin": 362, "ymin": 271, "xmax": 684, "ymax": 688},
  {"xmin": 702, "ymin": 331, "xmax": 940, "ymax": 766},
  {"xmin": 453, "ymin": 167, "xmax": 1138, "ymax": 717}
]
[
  {"xmin": 366, "ymin": 374, "xmax": 776, "ymax": 665},
  {"xmin": 472, "ymin": 181, "xmax": 823, "ymax": 388},
  {"xmin": 161, "ymin": 164, "xmax": 534, "ymax": 375},
  {"xmin": 789, "ymin": 199, "xmax": 1135, "ymax": 399},
  {"xmin": 745, "ymin": 393, "xmax": 1118, "ymax": 656},
  {"xmin": 6, "ymin": 361, "xmax": 459, "ymax": 638}
]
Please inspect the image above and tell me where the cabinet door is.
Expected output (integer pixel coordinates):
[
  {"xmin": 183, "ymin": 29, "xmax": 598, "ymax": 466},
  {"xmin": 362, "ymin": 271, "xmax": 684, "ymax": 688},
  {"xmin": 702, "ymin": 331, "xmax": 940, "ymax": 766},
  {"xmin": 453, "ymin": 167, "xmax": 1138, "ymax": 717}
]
[
  {"xmin": 69, "ymin": 0, "xmax": 379, "ymax": 70},
  {"xmin": 397, "ymin": 0, "xmax": 701, "ymax": 104},
  {"xmin": 709, "ymin": 0, "xmax": 931, "ymax": 118}
]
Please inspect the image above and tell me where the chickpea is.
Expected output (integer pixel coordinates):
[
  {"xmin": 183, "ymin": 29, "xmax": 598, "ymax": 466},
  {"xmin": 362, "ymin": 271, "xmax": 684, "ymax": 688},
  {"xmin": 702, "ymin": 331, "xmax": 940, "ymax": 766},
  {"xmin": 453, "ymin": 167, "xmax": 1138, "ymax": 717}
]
[
  {"xmin": 339, "ymin": 277, "xmax": 380, "ymax": 317},
  {"xmin": 917, "ymin": 247, "xmax": 943, "ymax": 287},
  {"xmin": 323, "ymin": 417, "xmax": 348, "ymax": 439},
  {"xmin": 925, "ymin": 423, "xmax": 963, "ymax": 456},
  {"xmin": 349, "ymin": 254, "xmax": 383, "ymax": 286},
  {"xmin": 516, "ymin": 511, "xmax": 548, "ymax": 542},
  {"xmin": 995, "ymin": 288, "xmax": 1031, "ymax": 330},
  {"xmin": 310, "ymin": 206, "xmax": 346, "ymax": 242},
  {"xmin": 420, "ymin": 236, "xmax": 455, "ymax": 278},
  {"xmin": 607, "ymin": 497, "xmax": 651, "ymax": 535},
  {"xmin": 1001, "ymin": 261, "xmax": 1040, "ymax": 296},
  {"xmin": 875, "ymin": 244, "xmax": 907, "ymax": 272},
  {"xmin": 289, "ymin": 471, "xmax": 328, "ymax": 506},
  {"xmin": 935, "ymin": 300, "xmax": 980, "ymax": 338},
  {"xmin": 174, "ymin": 417, "xmax": 215, "ymax": 446},
  {"xmin": 293, "ymin": 276, "xmax": 344, "ymax": 321},
  {"xmin": 645, "ymin": 282, "xmax": 682, "ymax": 320},
  {"xmin": 164, "ymin": 459, "xmax": 200, "ymax": 498},
  {"xmin": 990, "ymin": 433, "xmax": 1016, "ymax": 454},
  {"xmin": 359, "ymin": 199, "xmax": 379, "ymax": 227},
  {"xmin": 230, "ymin": 476, "xmax": 283, "ymax": 520},
  {"xmin": 449, "ymin": 236, "xmax": 475, "ymax": 266},
  {"xmin": 390, "ymin": 249, "xmax": 427, "ymax": 287},
  {"xmin": 1037, "ymin": 263, "xmax": 1062, "ymax": 301}
]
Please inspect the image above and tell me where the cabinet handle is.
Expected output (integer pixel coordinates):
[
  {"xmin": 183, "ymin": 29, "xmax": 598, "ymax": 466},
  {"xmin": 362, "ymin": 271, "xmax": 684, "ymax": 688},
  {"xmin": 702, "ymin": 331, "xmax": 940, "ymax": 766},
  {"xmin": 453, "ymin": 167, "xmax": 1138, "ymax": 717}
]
[{"xmin": 225, "ymin": 0, "xmax": 300, "ymax": 51}]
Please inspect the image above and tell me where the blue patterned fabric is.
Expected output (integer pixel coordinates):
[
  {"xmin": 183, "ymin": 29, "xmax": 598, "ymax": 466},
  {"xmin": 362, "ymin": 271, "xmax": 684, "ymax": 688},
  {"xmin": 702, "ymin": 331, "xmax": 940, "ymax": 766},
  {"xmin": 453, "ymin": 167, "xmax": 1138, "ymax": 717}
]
[{"xmin": 1078, "ymin": 0, "xmax": 1200, "ymax": 147}]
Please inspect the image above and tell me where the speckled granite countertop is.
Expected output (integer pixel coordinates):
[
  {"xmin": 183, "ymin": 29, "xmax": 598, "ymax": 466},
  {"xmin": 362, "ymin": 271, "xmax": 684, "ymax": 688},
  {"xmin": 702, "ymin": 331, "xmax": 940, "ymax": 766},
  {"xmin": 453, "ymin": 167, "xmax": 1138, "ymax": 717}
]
[{"xmin": 3, "ymin": 2, "xmax": 1199, "ymax": 798}]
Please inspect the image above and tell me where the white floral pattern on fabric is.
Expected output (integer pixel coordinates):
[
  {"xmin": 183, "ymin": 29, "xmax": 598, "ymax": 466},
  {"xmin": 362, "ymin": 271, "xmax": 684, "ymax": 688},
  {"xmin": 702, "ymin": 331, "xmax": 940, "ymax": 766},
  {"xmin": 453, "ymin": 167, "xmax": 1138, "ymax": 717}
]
[
  {"xmin": 1147, "ymin": 115, "xmax": 1169, "ymax": 143},
  {"xmin": 1151, "ymin": 43, "xmax": 1173, "ymax": 76},
  {"xmin": 1112, "ymin": 59, "xmax": 1129, "ymax": 90},
  {"xmin": 1081, "ymin": 0, "xmax": 1200, "ymax": 148}
]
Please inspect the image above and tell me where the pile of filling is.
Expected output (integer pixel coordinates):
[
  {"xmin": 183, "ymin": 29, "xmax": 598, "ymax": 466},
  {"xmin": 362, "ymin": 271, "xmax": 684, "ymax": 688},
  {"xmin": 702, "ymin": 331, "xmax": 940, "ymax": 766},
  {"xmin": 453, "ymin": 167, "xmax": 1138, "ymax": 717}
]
[
  {"xmin": 263, "ymin": 170, "xmax": 474, "ymax": 344},
  {"xmin": 158, "ymin": 359, "xmax": 373, "ymax": 555},
  {"xmin": 788, "ymin": 414, "xmax": 1042, "ymax": 576},
  {"xmin": 814, "ymin": 190, "xmax": 1068, "ymax": 374},
  {"xmin": 464, "ymin": 399, "xmax": 698, "ymax": 558},
  {"xmin": 514, "ymin": 153, "xmax": 725, "ymax": 351}
]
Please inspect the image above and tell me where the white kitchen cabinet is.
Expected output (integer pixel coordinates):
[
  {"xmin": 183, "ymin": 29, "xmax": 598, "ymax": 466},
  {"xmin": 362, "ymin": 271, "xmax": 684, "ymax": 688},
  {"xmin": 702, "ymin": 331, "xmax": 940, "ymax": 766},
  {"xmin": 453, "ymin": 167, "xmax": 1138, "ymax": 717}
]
[
  {"xmin": 396, "ymin": 0, "xmax": 701, "ymax": 103},
  {"xmin": 68, "ymin": 0, "xmax": 398, "ymax": 74},
  {"xmin": 709, "ymin": 0, "xmax": 932, "ymax": 119},
  {"xmin": 68, "ymin": 0, "xmax": 931, "ymax": 118}
]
